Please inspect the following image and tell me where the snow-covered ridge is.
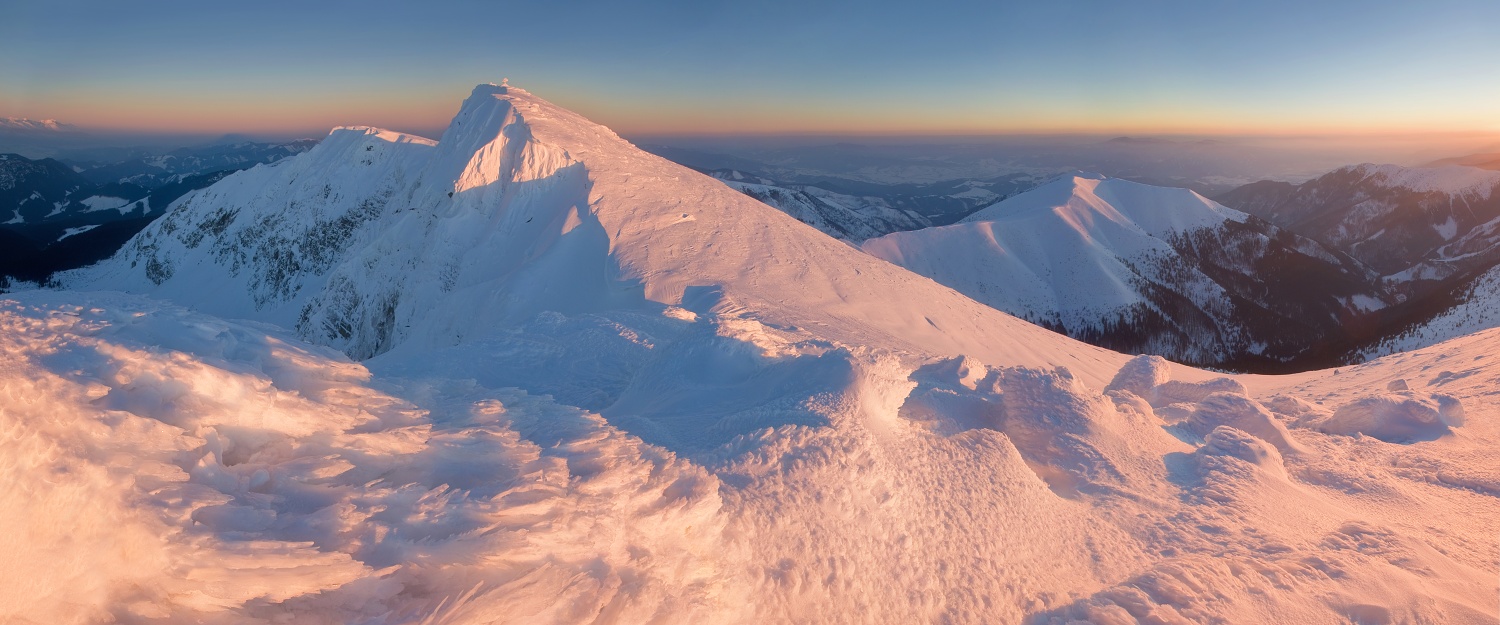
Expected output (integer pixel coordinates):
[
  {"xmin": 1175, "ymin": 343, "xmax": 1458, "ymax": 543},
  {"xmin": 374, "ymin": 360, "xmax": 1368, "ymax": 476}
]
[
  {"xmin": 1347, "ymin": 163, "xmax": 1500, "ymax": 199},
  {"xmin": 327, "ymin": 125, "xmax": 438, "ymax": 146},
  {"xmin": 65, "ymin": 83, "xmax": 1127, "ymax": 382},
  {"xmin": 1365, "ymin": 263, "xmax": 1500, "ymax": 359},
  {"xmin": 958, "ymin": 172, "xmax": 1250, "ymax": 236},
  {"xmin": 863, "ymin": 173, "xmax": 1383, "ymax": 364},
  {"xmin": 0, "ymin": 117, "xmax": 74, "ymax": 131}
]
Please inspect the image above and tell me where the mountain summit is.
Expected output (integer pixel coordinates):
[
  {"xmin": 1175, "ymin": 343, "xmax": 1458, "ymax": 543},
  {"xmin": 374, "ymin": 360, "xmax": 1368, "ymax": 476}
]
[
  {"xmin": 65, "ymin": 84, "xmax": 1121, "ymax": 375},
  {"xmin": 863, "ymin": 173, "xmax": 1389, "ymax": 368}
]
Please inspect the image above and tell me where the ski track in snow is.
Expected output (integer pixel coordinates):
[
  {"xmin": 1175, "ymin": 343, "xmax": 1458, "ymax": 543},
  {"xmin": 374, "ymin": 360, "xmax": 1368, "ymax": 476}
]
[{"xmin": 5, "ymin": 84, "xmax": 1499, "ymax": 624}]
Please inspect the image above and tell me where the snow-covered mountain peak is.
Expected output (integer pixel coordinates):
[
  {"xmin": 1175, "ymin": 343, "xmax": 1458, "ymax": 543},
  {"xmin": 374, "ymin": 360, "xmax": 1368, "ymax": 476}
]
[
  {"xmin": 423, "ymin": 82, "xmax": 598, "ymax": 202},
  {"xmin": 0, "ymin": 117, "xmax": 75, "ymax": 131},
  {"xmin": 65, "ymin": 83, "xmax": 1127, "ymax": 382},
  {"xmin": 1051, "ymin": 170, "xmax": 1109, "ymax": 185},
  {"xmin": 960, "ymin": 172, "xmax": 1247, "ymax": 238},
  {"xmin": 865, "ymin": 173, "xmax": 1385, "ymax": 364}
]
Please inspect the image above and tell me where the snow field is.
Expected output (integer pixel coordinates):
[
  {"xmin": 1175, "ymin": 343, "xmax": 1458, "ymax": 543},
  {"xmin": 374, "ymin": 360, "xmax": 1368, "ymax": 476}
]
[
  {"xmin": 6, "ymin": 292, "xmax": 1498, "ymax": 623},
  {"xmin": 0, "ymin": 294, "xmax": 735, "ymax": 624}
]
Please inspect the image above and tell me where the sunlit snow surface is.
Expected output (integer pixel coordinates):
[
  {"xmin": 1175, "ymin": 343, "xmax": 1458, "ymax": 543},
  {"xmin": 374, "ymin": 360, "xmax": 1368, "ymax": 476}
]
[
  {"xmin": 12, "ymin": 84, "xmax": 1500, "ymax": 623},
  {"xmin": 4, "ymin": 290, "xmax": 1498, "ymax": 624}
]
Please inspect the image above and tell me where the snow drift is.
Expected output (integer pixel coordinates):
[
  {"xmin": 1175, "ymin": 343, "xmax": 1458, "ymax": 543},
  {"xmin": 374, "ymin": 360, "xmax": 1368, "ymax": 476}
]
[{"xmin": 6, "ymin": 290, "xmax": 1497, "ymax": 624}]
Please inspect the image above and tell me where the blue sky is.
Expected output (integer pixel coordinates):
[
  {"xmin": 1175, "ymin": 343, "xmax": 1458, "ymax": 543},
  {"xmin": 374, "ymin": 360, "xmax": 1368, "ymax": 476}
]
[{"xmin": 2, "ymin": 0, "xmax": 1497, "ymax": 136}]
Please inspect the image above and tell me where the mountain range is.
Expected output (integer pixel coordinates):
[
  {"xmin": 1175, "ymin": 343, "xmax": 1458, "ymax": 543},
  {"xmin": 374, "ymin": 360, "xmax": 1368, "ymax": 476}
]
[
  {"xmin": 14, "ymin": 119, "xmax": 1500, "ymax": 374},
  {"xmin": 3, "ymin": 83, "xmax": 1493, "ymax": 624},
  {"xmin": 0, "ymin": 140, "xmax": 315, "ymax": 285},
  {"xmin": 1426, "ymin": 152, "xmax": 1500, "ymax": 170},
  {"xmin": 1216, "ymin": 163, "xmax": 1500, "ymax": 283},
  {"xmin": 863, "ymin": 173, "xmax": 1390, "ymax": 368},
  {"xmin": 0, "ymin": 117, "xmax": 75, "ymax": 132}
]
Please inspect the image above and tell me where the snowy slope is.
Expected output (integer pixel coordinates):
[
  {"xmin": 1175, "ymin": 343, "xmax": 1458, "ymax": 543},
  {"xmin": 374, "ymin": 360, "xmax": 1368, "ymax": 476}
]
[
  {"xmin": 65, "ymin": 84, "xmax": 1126, "ymax": 381},
  {"xmin": 866, "ymin": 173, "xmax": 1243, "ymax": 326},
  {"xmin": 6, "ymin": 289, "xmax": 1498, "ymax": 624},
  {"xmin": 1362, "ymin": 263, "xmax": 1500, "ymax": 358},
  {"xmin": 721, "ymin": 178, "xmax": 928, "ymax": 241},
  {"xmin": 16, "ymin": 85, "xmax": 1498, "ymax": 624},
  {"xmin": 863, "ymin": 174, "xmax": 1387, "ymax": 366}
]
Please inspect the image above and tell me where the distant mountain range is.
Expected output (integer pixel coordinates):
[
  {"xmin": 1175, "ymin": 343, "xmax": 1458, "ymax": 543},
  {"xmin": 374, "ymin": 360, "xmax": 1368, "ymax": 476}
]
[
  {"xmin": 0, "ymin": 117, "xmax": 76, "ymax": 132},
  {"xmin": 12, "ymin": 113, "xmax": 1500, "ymax": 373},
  {"xmin": 863, "ymin": 173, "xmax": 1388, "ymax": 368},
  {"xmin": 0, "ymin": 139, "xmax": 316, "ymax": 285},
  {"xmin": 1215, "ymin": 164, "xmax": 1500, "ymax": 281},
  {"xmin": 702, "ymin": 168, "xmax": 1043, "ymax": 241},
  {"xmin": 1213, "ymin": 163, "xmax": 1500, "ymax": 358},
  {"xmin": 1424, "ymin": 152, "xmax": 1500, "ymax": 170}
]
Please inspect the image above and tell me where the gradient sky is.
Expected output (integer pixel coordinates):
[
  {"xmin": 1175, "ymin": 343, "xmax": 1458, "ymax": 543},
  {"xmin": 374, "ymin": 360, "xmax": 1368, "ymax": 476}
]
[{"xmin": 2, "ymin": 0, "xmax": 1498, "ymax": 137}]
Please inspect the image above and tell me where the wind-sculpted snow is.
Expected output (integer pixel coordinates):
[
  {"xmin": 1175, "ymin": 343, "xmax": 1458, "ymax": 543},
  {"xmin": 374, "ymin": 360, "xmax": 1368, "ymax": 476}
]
[
  {"xmin": 6, "ymin": 292, "xmax": 1498, "ymax": 624},
  {"xmin": 0, "ymin": 292, "xmax": 734, "ymax": 624}
]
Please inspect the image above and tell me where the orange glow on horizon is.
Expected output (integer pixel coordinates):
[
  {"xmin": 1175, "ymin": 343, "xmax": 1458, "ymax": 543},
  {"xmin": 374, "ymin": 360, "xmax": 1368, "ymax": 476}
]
[{"xmin": 7, "ymin": 86, "xmax": 1497, "ymax": 141}]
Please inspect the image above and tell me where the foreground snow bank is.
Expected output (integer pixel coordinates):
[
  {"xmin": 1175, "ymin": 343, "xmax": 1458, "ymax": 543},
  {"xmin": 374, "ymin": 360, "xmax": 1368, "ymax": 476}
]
[
  {"xmin": 1316, "ymin": 391, "xmax": 1465, "ymax": 442},
  {"xmin": 0, "ymin": 292, "xmax": 730, "ymax": 624},
  {"xmin": 4, "ymin": 293, "xmax": 1498, "ymax": 624}
]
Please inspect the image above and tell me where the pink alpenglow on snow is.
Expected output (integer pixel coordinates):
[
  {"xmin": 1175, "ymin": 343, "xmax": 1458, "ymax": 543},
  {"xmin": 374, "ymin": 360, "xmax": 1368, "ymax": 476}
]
[{"xmin": 0, "ymin": 84, "xmax": 1493, "ymax": 624}]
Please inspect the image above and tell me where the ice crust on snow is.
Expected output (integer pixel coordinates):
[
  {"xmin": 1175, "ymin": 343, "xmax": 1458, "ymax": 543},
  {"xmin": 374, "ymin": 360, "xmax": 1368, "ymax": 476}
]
[{"xmin": 14, "ymin": 85, "xmax": 1500, "ymax": 624}]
